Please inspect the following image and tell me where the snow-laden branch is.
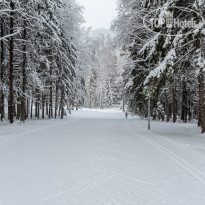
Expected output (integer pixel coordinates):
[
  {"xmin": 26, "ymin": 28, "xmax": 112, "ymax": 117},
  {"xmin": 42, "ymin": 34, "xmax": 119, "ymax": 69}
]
[
  {"xmin": 0, "ymin": 31, "xmax": 20, "ymax": 41},
  {"xmin": 144, "ymin": 48, "xmax": 177, "ymax": 85},
  {"xmin": 0, "ymin": 9, "xmax": 19, "ymax": 13}
]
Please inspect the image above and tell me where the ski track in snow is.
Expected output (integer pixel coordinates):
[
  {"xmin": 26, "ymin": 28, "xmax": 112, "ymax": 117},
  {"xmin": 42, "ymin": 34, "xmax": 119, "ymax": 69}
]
[
  {"xmin": 0, "ymin": 110, "xmax": 205, "ymax": 205},
  {"xmin": 125, "ymin": 119, "xmax": 205, "ymax": 186},
  {"xmin": 93, "ymin": 181, "xmax": 122, "ymax": 205},
  {"xmin": 0, "ymin": 119, "xmax": 77, "ymax": 147},
  {"xmin": 164, "ymin": 137, "xmax": 205, "ymax": 161}
]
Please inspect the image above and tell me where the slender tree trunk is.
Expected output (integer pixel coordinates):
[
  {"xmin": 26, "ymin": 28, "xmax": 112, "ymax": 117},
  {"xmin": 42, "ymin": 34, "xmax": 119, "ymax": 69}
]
[
  {"xmin": 195, "ymin": 30, "xmax": 205, "ymax": 132},
  {"xmin": 123, "ymin": 94, "xmax": 125, "ymax": 112},
  {"xmin": 188, "ymin": 98, "xmax": 191, "ymax": 121},
  {"xmin": 26, "ymin": 99, "xmax": 29, "ymax": 119},
  {"xmin": 160, "ymin": 96, "xmax": 164, "ymax": 121},
  {"xmin": 198, "ymin": 69, "xmax": 205, "ymax": 133},
  {"xmin": 49, "ymin": 66, "xmax": 53, "ymax": 118},
  {"xmin": 13, "ymin": 105, "xmax": 15, "ymax": 117},
  {"xmin": 35, "ymin": 101, "xmax": 37, "ymax": 118},
  {"xmin": 58, "ymin": 101, "xmax": 61, "ymax": 117},
  {"xmin": 37, "ymin": 90, "xmax": 40, "ymax": 119},
  {"xmin": 9, "ymin": 2, "xmax": 14, "ymax": 123},
  {"xmin": 165, "ymin": 92, "xmax": 169, "ymax": 122},
  {"xmin": 55, "ymin": 82, "xmax": 59, "ymax": 119},
  {"xmin": 46, "ymin": 100, "xmax": 48, "ymax": 116},
  {"xmin": 8, "ymin": 100, "xmax": 10, "ymax": 120},
  {"xmin": 169, "ymin": 104, "xmax": 172, "ymax": 119},
  {"xmin": 42, "ymin": 94, "xmax": 45, "ymax": 119},
  {"xmin": 198, "ymin": 87, "xmax": 201, "ymax": 126},
  {"xmin": 172, "ymin": 87, "xmax": 177, "ymax": 123},
  {"xmin": 21, "ymin": 20, "xmax": 27, "ymax": 122},
  {"xmin": 0, "ymin": 18, "xmax": 5, "ymax": 121},
  {"xmin": 60, "ymin": 89, "xmax": 64, "ymax": 119},
  {"xmin": 37, "ymin": 101, "xmax": 40, "ymax": 119},
  {"xmin": 16, "ymin": 103, "xmax": 21, "ymax": 120},
  {"xmin": 30, "ymin": 99, "xmax": 33, "ymax": 118},
  {"xmin": 181, "ymin": 80, "xmax": 187, "ymax": 122},
  {"xmin": 182, "ymin": 81, "xmax": 188, "ymax": 123},
  {"xmin": 99, "ymin": 79, "xmax": 103, "ymax": 109}
]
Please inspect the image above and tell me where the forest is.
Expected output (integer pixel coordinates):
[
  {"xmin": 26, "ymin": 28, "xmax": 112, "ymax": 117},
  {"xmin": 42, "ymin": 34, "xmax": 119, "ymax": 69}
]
[
  {"xmin": 0, "ymin": 0, "xmax": 91, "ymax": 123},
  {"xmin": 1, "ymin": 1, "xmax": 205, "ymax": 204},
  {"xmin": 1, "ymin": 0, "xmax": 205, "ymax": 134},
  {"xmin": 112, "ymin": 0, "xmax": 205, "ymax": 133}
]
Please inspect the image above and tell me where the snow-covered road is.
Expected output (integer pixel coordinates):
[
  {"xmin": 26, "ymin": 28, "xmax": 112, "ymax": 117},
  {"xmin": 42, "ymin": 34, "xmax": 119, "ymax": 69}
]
[{"xmin": 0, "ymin": 110, "xmax": 205, "ymax": 205}]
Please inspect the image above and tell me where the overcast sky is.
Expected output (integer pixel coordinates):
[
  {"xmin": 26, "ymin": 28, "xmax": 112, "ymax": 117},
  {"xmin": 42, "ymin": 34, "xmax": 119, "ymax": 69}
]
[{"xmin": 77, "ymin": 0, "xmax": 117, "ymax": 29}]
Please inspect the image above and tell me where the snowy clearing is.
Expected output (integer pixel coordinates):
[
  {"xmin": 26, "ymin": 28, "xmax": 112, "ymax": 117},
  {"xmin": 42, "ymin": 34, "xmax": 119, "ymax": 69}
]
[{"xmin": 0, "ymin": 109, "xmax": 205, "ymax": 205}]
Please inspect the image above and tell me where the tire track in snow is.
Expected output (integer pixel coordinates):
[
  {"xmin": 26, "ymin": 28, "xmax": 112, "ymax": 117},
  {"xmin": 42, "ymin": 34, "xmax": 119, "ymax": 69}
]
[{"xmin": 124, "ymin": 119, "xmax": 205, "ymax": 186}]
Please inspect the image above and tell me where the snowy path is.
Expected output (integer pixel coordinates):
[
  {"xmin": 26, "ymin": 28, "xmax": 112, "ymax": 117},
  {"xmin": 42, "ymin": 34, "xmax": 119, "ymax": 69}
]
[{"xmin": 0, "ymin": 110, "xmax": 205, "ymax": 205}]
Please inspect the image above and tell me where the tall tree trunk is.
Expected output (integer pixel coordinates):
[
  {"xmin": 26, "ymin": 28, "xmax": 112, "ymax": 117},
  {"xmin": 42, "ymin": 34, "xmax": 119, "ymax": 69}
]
[
  {"xmin": 21, "ymin": 20, "xmax": 27, "ymax": 122},
  {"xmin": 122, "ymin": 93, "xmax": 125, "ymax": 112},
  {"xmin": 99, "ymin": 79, "xmax": 103, "ymax": 109},
  {"xmin": 49, "ymin": 66, "xmax": 53, "ymax": 118},
  {"xmin": 55, "ymin": 82, "xmax": 59, "ymax": 119},
  {"xmin": 42, "ymin": 94, "xmax": 45, "ymax": 119},
  {"xmin": 172, "ymin": 87, "xmax": 177, "ymax": 123},
  {"xmin": 183, "ymin": 81, "xmax": 188, "ymax": 123},
  {"xmin": 9, "ymin": 2, "xmax": 14, "ymax": 123},
  {"xmin": 188, "ymin": 98, "xmax": 192, "ymax": 121},
  {"xmin": 37, "ymin": 90, "xmax": 40, "ymax": 119},
  {"xmin": 37, "ymin": 101, "xmax": 40, "ymax": 119},
  {"xmin": 0, "ymin": 18, "xmax": 5, "ymax": 121},
  {"xmin": 14, "ymin": 104, "xmax": 16, "ymax": 117},
  {"xmin": 9, "ymin": 1, "xmax": 14, "ymax": 123},
  {"xmin": 60, "ymin": 89, "xmax": 64, "ymax": 119},
  {"xmin": 46, "ymin": 100, "xmax": 48, "ymax": 116},
  {"xmin": 35, "ymin": 101, "xmax": 37, "ymax": 118},
  {"xmin": 181, "ymin": 95, "xmax": 185, "ymax": 121},
  {"xmin": 196, "ymin": 27, "xmax": 205, "ymax": 133},
  {"xmin": 195, "ymin": 29, "xmax": 205, "ymax": 132},
  {"xmin": 165, "ymin": 92, "xmax": 169, "ymax": 122},
  {"xmin": 198, "ymin": 87, "xmax": 201, "ymax": 126},
  {"xmin": 58, "ymin": 100, "xmax": 61, "ymax": 117},
  {"xmin": 26, "ymin": 99, "xmax": 29, "ymax": 119},
  {"xmin": 169, "ymin": 104, "xmax": 172, "ymax": 119},
  {"xmin": 16, "ymin": 103, "xmax": 21, "ymax": 120},
  {"xmin": 30, "ymin": 99, "xmax": 33, "ymax": 119},
  {"xmin": 198, "ymin": 69, "xmax": 205, "ymax": 133},
  {"xmin": 160, "ymin": 95, "xmax": 164, "ymax": 121}
]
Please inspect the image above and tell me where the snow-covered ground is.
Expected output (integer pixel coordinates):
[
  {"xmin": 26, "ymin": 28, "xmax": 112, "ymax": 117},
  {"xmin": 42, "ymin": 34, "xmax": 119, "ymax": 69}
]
[{"xmin": 0, "ymin": 109, "xmax": 205, "ymax": 205}]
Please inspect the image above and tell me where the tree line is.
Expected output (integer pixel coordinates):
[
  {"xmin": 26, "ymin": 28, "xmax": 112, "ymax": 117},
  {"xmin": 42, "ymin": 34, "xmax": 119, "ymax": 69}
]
[
  {"xmin": 113, "ymin": 0, "xmax": 205, "ymax": 133},
  {"xmin": 85, "ymin": 34, "xmax": 123, "ymax": 109},
  {"xmin": 0, "ymin": 0, "xmax": 88, "ymax": 123}
]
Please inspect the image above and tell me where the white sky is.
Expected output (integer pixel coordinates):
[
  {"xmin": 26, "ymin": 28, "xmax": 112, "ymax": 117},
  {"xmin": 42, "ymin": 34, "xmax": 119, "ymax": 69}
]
[{"xmin": 77, "ymin": 0, "xmax": 117, "ymax": 29}]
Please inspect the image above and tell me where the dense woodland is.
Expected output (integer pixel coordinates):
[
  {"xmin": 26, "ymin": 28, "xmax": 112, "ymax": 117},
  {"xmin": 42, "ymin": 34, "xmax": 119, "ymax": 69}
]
[
  {"xmin": 1, "ymin": 0, "xmax": 205, "ymax": 134},
  {"xmin": 0, "ymin": 0, "xmax": 92, "ymax": 123},
  {"xmin": 85, "ymin": 34, "xmax": 123, "ymax": 109},
  {"xmin": 113, "ymin": 0, "xmax": 205, "ymax": 133},
  {"xmin": 0, "ymin": 0, "xmax": 123, "ymax": 124}
]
